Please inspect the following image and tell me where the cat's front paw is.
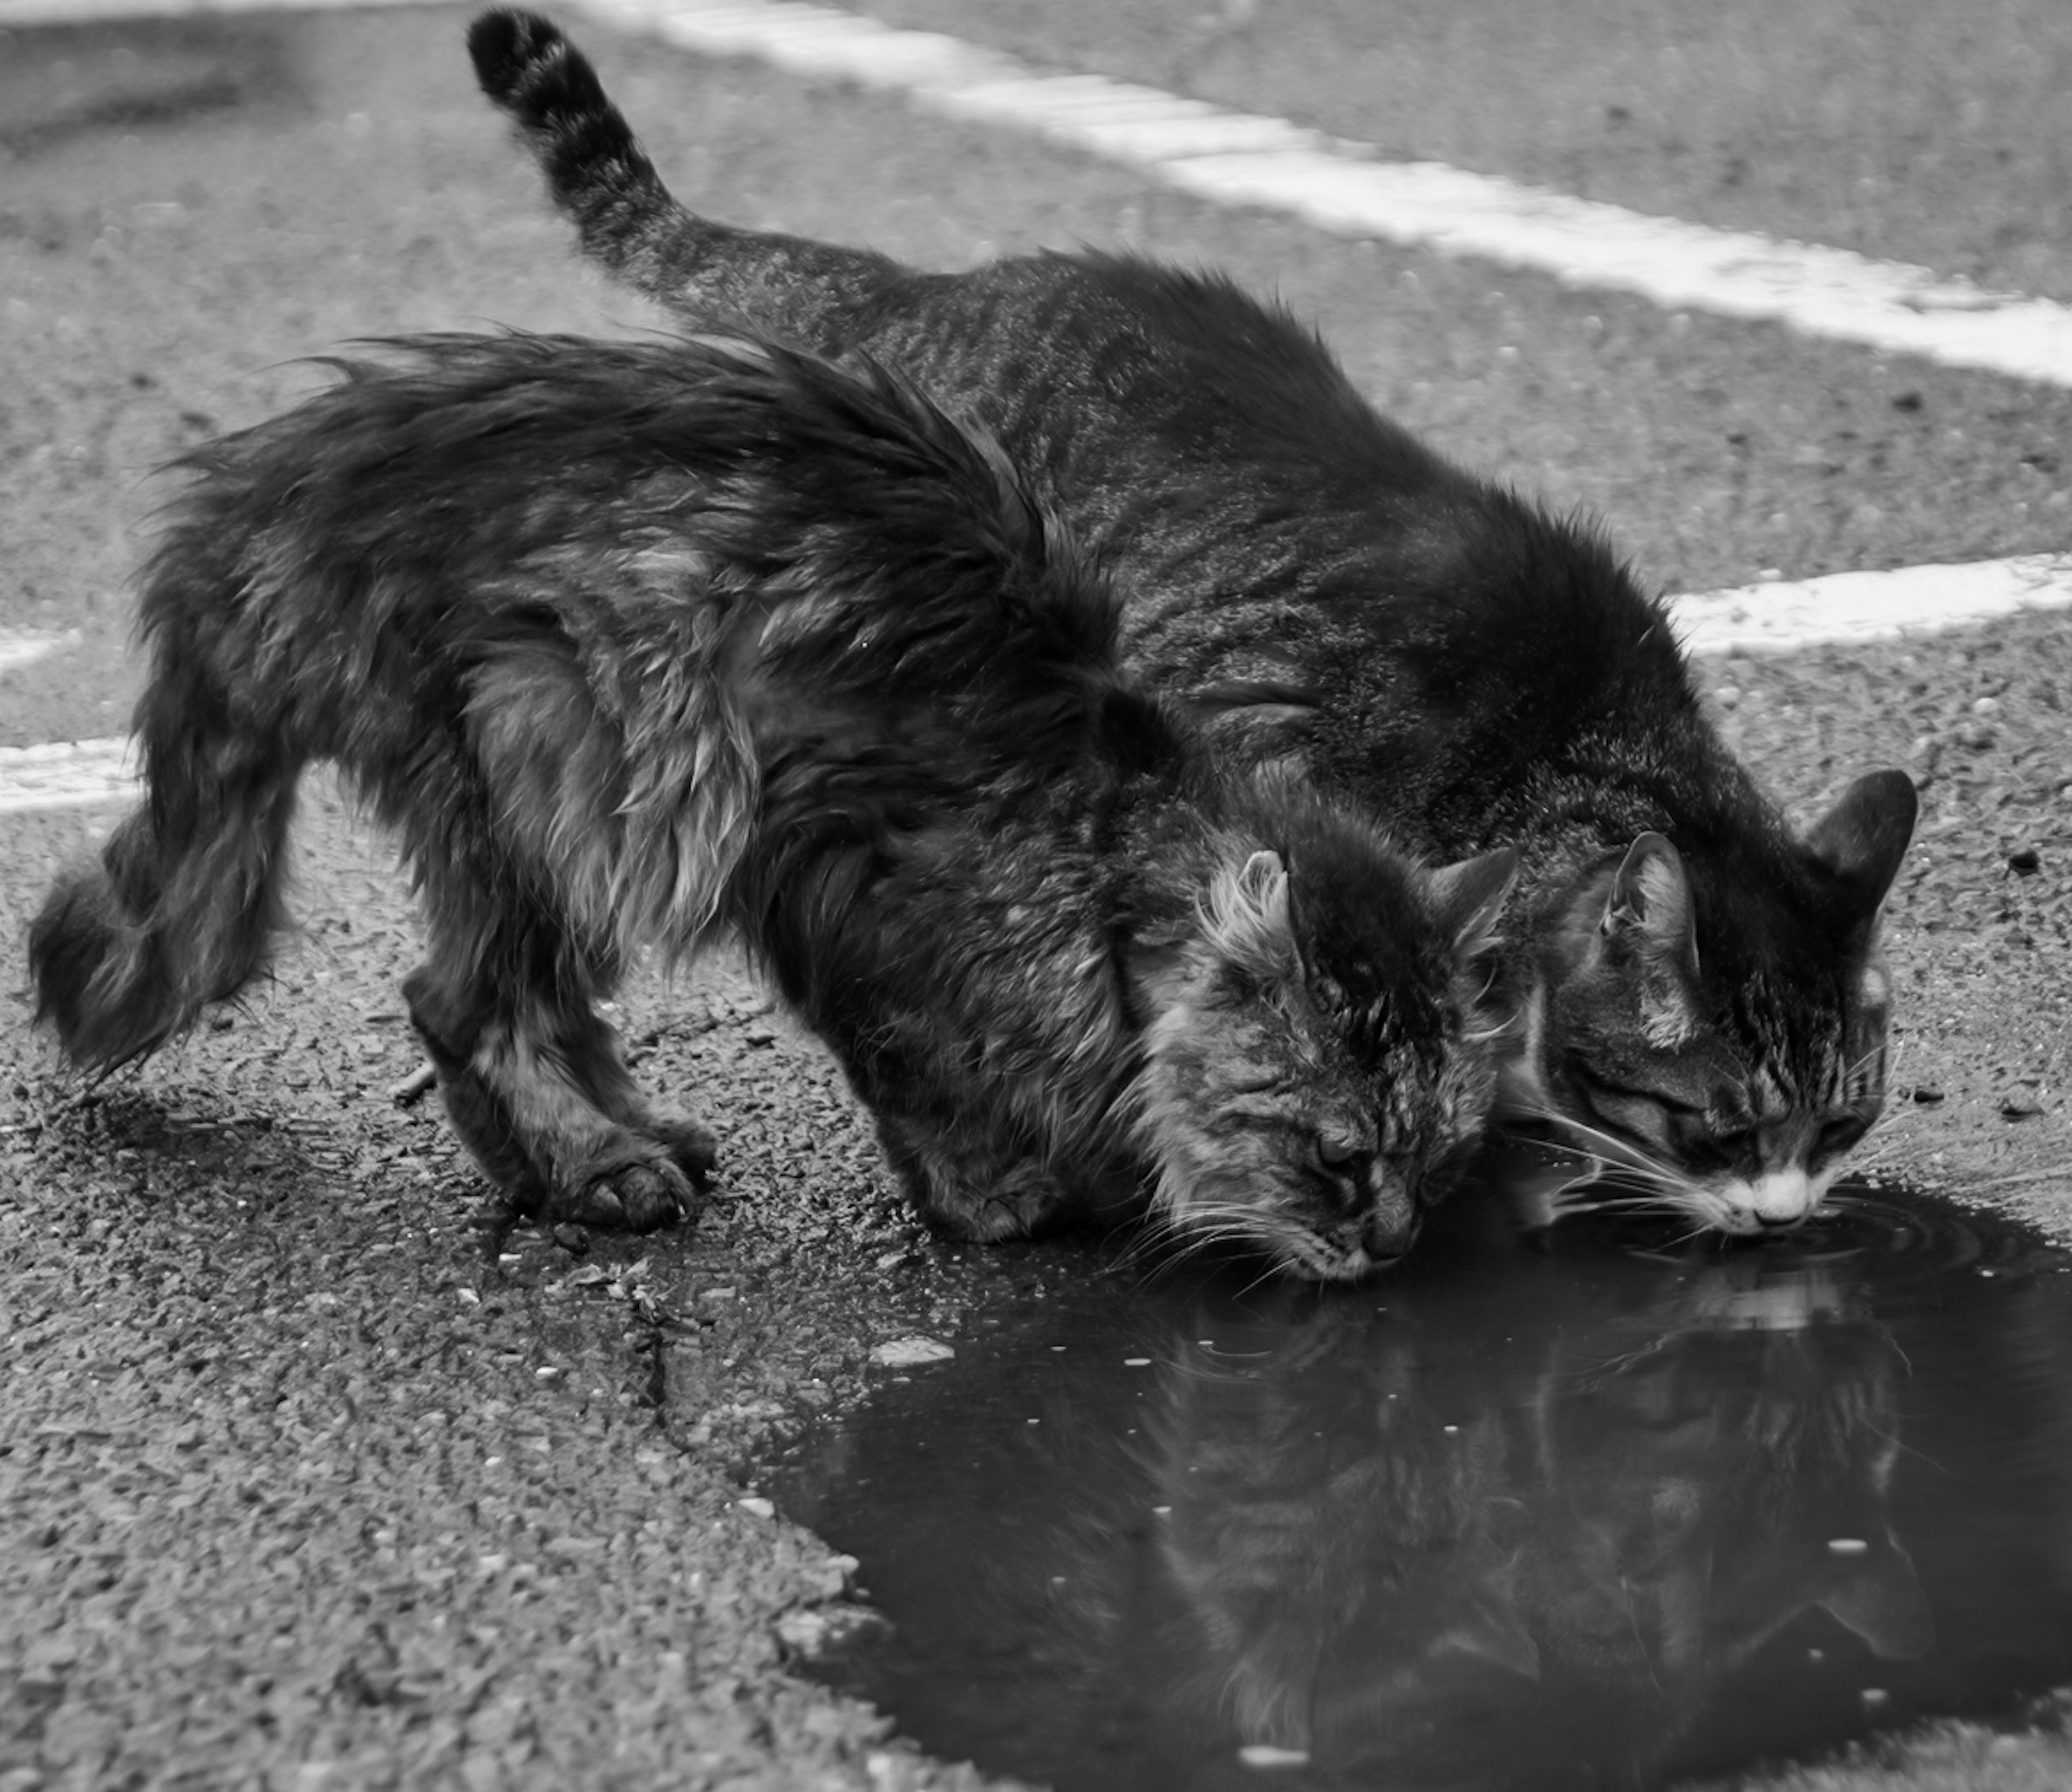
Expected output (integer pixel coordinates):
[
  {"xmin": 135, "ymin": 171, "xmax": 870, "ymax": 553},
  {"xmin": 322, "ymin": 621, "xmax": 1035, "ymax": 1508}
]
[
  {"xmin": 643, "ymin": 1112, "xmax": 719, "ymax": 1180},
  {"xmin": 549, "ymin": 1146, "xmax": 701, "ymax": 1231},
  {"xmin": 936, "ymin": 1164, "xmax": 1076, "ymax": 1242}
]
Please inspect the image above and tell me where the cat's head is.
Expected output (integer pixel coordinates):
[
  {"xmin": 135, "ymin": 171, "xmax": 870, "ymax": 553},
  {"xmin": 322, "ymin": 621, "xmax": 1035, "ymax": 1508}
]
[
  {"xmin": 1128, "ymin": 806, "xmax": 1515, "ymax": 1282},
  {"xmin": 1503, "ymin": 768, "xmax": 1918, "ymax": 1234}
]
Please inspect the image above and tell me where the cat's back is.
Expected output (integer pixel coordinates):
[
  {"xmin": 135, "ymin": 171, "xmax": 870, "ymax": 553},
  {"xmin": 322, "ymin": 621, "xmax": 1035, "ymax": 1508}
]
[
  {"xmin": 839, "ymin": 250, "xmax": 1447, "ymax": 514},
  {"xmin": 897, "ymin": 261, "xmax": 1705, "ymax": 821}
]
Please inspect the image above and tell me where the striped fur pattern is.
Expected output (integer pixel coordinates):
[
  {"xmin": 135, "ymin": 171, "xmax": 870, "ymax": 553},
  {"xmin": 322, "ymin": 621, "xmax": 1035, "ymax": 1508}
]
[
  {"xmin": 471, "ymin": 8, "xmax": 1920, "ymax": 1235},
  {"xmin": 29, "ymin": 332, "xmax": 1515, "ymax": 1279}
]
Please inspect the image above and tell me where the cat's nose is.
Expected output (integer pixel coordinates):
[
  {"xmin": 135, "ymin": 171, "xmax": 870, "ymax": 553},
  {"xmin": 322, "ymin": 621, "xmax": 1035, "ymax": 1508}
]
[{"xmin": 1361, "ymin": 1204, "xmax": 1420, "ymax": 1262}]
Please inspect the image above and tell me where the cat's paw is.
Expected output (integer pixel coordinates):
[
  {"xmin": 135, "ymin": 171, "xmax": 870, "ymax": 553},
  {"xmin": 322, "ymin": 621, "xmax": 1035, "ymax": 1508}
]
[
  {"xmin": 942, "ymin": 1166, "xmax": 1076, "ymax": 1242},
  {"xmin": 551, "ymin": 1146, "xmax": 700, "ymax": 1232},
  {"xmin": 643, "ymin": 1112, "xmax": 719, "ymax": 1180}
]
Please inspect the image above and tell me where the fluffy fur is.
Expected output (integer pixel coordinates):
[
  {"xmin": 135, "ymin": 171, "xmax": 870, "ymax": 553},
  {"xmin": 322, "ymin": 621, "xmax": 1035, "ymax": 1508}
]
[
  {"xmin": 29, "ymin": 332, "xmax": 1515, "ymax": 1281},
  {"xmin": 469, "ymin": 6, "xmax": 1920, "ymax": 1234}
]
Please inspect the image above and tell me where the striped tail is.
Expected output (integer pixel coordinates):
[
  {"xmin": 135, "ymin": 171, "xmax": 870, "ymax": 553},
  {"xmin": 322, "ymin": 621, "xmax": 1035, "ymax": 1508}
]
[{"xmin": 468, "ymin": 8, "xmax": 683, "ymax": 292}]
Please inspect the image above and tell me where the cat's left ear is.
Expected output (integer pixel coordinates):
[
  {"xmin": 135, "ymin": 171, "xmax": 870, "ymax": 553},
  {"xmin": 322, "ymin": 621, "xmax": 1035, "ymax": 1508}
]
[
  {"xmin": 1803, "ymin": 768, "xmax": 1919, "ymax": 914},
  {"xmin": 1599, "ymin": 833, "xmax": 1697, "ymax": 975},
  {"xmin": 1426, "ymin": 847, "xmax": 1518, "ymax": 959}
]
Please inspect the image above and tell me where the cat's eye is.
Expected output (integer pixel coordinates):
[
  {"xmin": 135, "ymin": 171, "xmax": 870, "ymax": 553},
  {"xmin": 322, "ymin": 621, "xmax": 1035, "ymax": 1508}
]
[{"xmin": 1683, "ymin": 1128, "xmax": 1752, "ymax": 1174}]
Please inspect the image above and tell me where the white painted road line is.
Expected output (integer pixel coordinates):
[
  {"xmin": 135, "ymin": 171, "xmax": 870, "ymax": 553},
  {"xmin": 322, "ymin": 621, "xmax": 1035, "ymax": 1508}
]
[
  {"xmin": 0, "ymin": 0, "xmax": 426, "ymax": 21},
  {"xmin": 1672, "ymin": 553, "xmax": 2072, "ymax": 657},
  {"xmin": 0, "ymin": 737, "xmax": 137, "ymax": 812},
  {"xmin": 0, "ymin": 631, "xmax": 79, "ymax": 676},
  {"xmin": 7, "ymin": 555, "xmax": 2070, "ymax": 816},
  {"xmin": 8, "ymin": 0, "xmax": 2072, "ymax": 386},
  {"xmin": 568, "ymin": 0, "xmax": 2072, "ymax": 391}
]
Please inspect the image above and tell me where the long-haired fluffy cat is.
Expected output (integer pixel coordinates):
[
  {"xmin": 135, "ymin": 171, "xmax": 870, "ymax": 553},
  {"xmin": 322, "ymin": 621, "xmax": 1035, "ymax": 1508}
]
[
  {"xmin": 469, "ymin": 9, "xmax": 1920, "ymax": 1236},
  {"xmin": 29, "ymin": 332, "xmax": 1515, "ymax": 1282}
]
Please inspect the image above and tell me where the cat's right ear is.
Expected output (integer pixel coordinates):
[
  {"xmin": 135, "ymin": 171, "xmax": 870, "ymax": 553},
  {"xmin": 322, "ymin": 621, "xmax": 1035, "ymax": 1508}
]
[
  {"xmin": 1426, "ymin": 847, "xmax": 1518, "ymax": 959},
  {"xmin": 1803, "ymin": 768, "xmax": 1918, "ymax": 915}
]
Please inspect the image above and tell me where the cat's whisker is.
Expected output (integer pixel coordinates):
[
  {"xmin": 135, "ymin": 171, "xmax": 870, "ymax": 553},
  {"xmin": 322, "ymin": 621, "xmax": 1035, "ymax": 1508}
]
[
  {"xmin": 1526, "ymin": 1126, "xmax": 1689, "ymax": 1209},
  {"xmin": 1228, "ymin": 1255, "xmax": 1299, "ymax": 1302}
]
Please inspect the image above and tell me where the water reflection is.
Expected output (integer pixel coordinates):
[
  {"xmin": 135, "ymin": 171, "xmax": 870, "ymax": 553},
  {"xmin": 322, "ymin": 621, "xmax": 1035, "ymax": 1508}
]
[{"xmin": 771, "ymin": 1187, "xmax": 2072, "ymax": 1791}]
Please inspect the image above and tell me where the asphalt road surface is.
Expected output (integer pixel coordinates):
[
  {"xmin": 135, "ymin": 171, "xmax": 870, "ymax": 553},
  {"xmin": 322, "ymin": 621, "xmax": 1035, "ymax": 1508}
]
[{"xmin": 2, "ymin": 5, "xmax": 2068, "ymax": 1789}]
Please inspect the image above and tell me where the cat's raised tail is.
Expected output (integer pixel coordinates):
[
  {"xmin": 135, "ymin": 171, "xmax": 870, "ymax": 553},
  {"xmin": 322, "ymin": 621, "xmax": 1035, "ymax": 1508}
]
[{"xmin": 469, "ymin": 9, "xmax": 686, "ymax": 296}]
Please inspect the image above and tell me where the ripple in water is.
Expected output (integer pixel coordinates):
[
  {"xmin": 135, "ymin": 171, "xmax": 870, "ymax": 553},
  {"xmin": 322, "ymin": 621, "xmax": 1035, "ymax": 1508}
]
[{"xmin": 765, "ymin": 1182, "xmax": 2072, "ymax": 1791}]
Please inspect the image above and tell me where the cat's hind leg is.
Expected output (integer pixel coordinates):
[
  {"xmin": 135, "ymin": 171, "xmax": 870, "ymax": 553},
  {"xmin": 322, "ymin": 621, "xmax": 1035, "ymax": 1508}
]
[{"xmin": 403, "ymin": 870, "xmax": 709, "ymax": 1232}]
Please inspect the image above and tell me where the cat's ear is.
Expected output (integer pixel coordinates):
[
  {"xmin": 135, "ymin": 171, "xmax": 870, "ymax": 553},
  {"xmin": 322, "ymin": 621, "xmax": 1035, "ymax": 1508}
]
[
  {"xmin": 1426, "ymin": 847, "xmax": 1518, "ymax": 959},
  {"xmin": 1803, "ymin": 769, "xmax": 1918, "ymax": 914},
  {"xmin": 1204, "ymin": 848, "xmax": 1299, "ymax": 983},
  {"xmin": 1599, "ymin": 833, "xmax": 1696, "ymax": 974}
]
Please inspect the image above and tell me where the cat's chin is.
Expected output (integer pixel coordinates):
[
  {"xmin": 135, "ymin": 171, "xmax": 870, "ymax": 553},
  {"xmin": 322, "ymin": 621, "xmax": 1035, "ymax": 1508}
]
[
  {"xmin": 1489, "ymin": 1137, "xmax": 1845, "ymax": 1238},
  {"xmin": 1154, "ymin": 1191, "xmax": 1415, "ymax": 1283},
  {"xmin": 1705, "ymin": 1164, "xmax": 1841, "ymax": 1234},
  {"xmin": 1259, "ymin": 1222, "xmax": 1416, "ymax": 1284}
]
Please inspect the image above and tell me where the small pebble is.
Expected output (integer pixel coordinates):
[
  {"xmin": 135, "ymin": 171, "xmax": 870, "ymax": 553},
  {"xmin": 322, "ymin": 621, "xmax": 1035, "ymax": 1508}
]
[
  {"xmin": 552, "ymin": 1222, "xmax": 590, "ymax": 1256},
  {"xmin": 1911, "ymin": 1085, "xmax": 1945, "ymax": 1105},
  {"xmin": 737, "ymin": 1496, "xmax": 775, "ymax": 1520},
  {"xmin": 869, "ymin": 1336, "xmax": 953, "ymax": 1367},
  {"xmin": 2001, "ymin": 1093, "xmax": 2044, "ymax": 1120}
]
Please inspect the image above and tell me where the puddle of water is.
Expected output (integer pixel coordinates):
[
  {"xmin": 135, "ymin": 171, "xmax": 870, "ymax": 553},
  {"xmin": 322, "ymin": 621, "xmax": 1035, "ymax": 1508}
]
[{"xmin": 766, "ymin": 1183, "xmax": 2072, "ymax": 1791}]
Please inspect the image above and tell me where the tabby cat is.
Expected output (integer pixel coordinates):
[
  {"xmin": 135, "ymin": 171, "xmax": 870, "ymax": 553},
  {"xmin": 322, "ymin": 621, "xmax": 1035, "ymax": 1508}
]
[
  {"xmin": 470, "ymin": 8, "xmax": 1920, "ymax": 1236},
  {"xmin": 28, "ymin": 333, "xmax": 1515, "ymax": 1280}
]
